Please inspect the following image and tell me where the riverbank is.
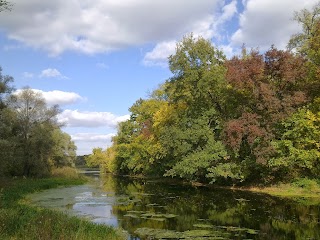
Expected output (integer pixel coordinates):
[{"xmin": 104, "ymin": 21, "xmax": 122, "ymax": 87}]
[
  {"xmin": 0, "ymin": 176, "xmax": 127, "ymax": 240},
  {"xmin": 186, "ymin": 177, "xmax": 320, "ymax": 203},
  {"xmin": 115, "ymin": 173, "xmax": 320, "ymax": 205},
  {"xmin": 228, "ymin": 178, "xmax": 320, "ymax": 205}
]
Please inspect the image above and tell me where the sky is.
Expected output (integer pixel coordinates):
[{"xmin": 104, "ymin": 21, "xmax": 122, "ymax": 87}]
[{"xmin": 0, "ymin": 0, "xmax": 318, "ymax": 155}]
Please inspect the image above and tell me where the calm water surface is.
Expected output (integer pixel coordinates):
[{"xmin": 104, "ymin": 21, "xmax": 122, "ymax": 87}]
[{"xmin": 28, "ymin": 172, "xmax": 320, "ymax": 239}]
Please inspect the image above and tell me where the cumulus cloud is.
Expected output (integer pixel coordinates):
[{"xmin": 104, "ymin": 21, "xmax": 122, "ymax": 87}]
[
  {"xmin": 71, "ymin": 133, "xmax": 115, "ymax": 155},
  {"xmin": 58, "ymin": 110, "xmax": 130, "ymax": 128},
  {"xmin": 0, "ymin": 0, "xmax": 223, "ymax": 56},
  {"xmin": 219, "ymin": 0, "xmax": 238, "ymax": 23},
  {"xmin": 14, "ymin": 89, "xmax": 85, "ymax": 106},
  {"xmin": 143, "ymin": 41, "xmax": 177, "ymax": 67},
  {"xmin": 36, "ymin": 89, "xmax": 85, "ymax": 106},
  {"xmin": 143, "ymin": 0, "xmax": 237, "ymax": 66},
  {"xmin": 0, "ymin": 0, "xmax": 317, "ymax": 61},
  {"xmin": 231, "ymin": 0, "xmax": 319, "ymax": 50},
  {"xmin": 39, "ymin": 68, "xmax": 68, "ymax": 79}
]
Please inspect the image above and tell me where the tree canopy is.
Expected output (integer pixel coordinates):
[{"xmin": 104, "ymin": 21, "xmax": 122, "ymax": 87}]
[
  {"xmin": 86, "ymin": 3, "xmax": 320, "ymax": 185},
  {"xmin": 0, "ymin": 0, "xmax": 12, "ymax": 12},
  {"xmin": 0, "ymin": 80, "xmax": 77, "ymax": 177}
]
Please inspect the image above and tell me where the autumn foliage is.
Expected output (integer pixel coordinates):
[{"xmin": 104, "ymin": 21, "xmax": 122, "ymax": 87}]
[{"xmin": 88, "ymin": 4, "xmax": 320, "ymax": 185}]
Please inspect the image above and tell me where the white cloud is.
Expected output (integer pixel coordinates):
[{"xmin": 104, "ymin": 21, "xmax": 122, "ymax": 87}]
[
  {"xmin": 219, "ymin": 0, "xmax": 238, "ymax": 23},
  {"xmin": 39, "ymin": 68, "xmax": 68, "ymax": 79},
  {"xmin": 218, "ymin": 44, "xmax": 238, "ymax": 59},
  {"xmin": 71, "ymin": 133, "xmax": 115, "ymax": 142},
  {"xmin": 143, "ymin": 41, "xmax": 177, "ymax": 67},
  {"xmin": 96, "ymin": 62, "xmax": 109, "ymax": 69},
  {"xmin": 22, "ymin": 71, "xmax": 34, "ymax": 78},
  {"xmin": 0, "ymin": 0, "xmax": 317, "ymax": 61},
  {"xmin": 58, "ymin": 109, "xmax": 130, "ymax": 128},
  {"xmin": 71, "ymin": 133, "xmax": 115, "ymax": 155},
  {"xmin": 14, "ymin": 89, "xmax": 85, "ymax": 106},
  {"xmin": 142, "ymin": 0, "xmax": 237, "ymax": 66},
  {"xmin": 231, "ymin": 0, "xmax": 319, "ymax": 50},
  {"xmin": 0, "ymin": 0, "xmax": 223, "ymax": 56},
  {"xmin": 36, "ymin": 89, "xmax": 85, "ymax": 106}
]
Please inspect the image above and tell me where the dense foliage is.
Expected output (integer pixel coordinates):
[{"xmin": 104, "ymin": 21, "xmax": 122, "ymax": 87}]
[
  {"xmin": 0, "ymin": 75, "xmax": 77, "ymax": 177},
  {"xmin": 92, "ymin": 4, "xmax": 319, "ymax": 184}
]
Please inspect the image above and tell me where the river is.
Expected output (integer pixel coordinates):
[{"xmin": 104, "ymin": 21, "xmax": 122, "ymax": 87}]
[{"xmin": 27, "ymin": 171, "xmax": 320, "ymax": 239}]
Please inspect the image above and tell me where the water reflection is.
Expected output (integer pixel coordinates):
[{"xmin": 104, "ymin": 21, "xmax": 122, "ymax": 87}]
[{"xmin": 28, "ymin": 173, "xmax": 320, "ymax": 239}]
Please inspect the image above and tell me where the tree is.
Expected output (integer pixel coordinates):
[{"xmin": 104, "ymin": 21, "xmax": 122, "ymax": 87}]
[
  {"xmin": 166, "ymin": 34, "xmax": 226, "ymax": 115},
  {"xmin": 0, "ymin": 67, "xmax": 15, "ymax": 176},
  {"xmin": 288, "ymin": 2, "xmax": 320, "ymax": 99},
  {"xmin": 224, "ymin": 47, "xmax": 308, "ymax": 171},
  {"xmin": 0, "ymin": 0, "xmax": 12, "ymax": 12},
  {"xmin": 51, "ymin": 129, "xmax": 77, "ymax": 167},
  {"xmin": 0, "ymin": 66, "xmax": 14, "ymax": 109},
  {"xmin": 85, "ymin": 148, "xmax": 106, "ymax": 168},
  {"xmin": 159, "ymin": 35, "xmax": 242, "ymax": 183},
  {"xmin": 100, "ymin": 4, "xmax": 318, "ymax": 185},
  {"xmin": 7, "ymin": 88, "xmax": 61, "ymax": 176},
  {"xmin": 112, "ymin": 97, "xmax": 167, "ymax": 175},
  {"xmin": 288, "ymin": 2, "xmax": 320, "ymax": 59},
  {"xmin": 269, "ymin": 108, "xmax": 320, "ymax": 179}
]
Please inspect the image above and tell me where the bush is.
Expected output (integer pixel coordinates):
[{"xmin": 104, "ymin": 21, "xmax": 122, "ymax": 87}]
[
  {"xmin": 292, "ymin": 178, "xmax": 320, "ymax": 191},
  {"xmin": 51, "ymin": 167, "xmax": 80, "ymax": 179}
]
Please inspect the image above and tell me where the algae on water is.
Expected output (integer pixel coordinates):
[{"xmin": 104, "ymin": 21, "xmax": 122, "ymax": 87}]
[{"xmin": 134, "ymin": 227, "xmax": 232, "ymax": 239}]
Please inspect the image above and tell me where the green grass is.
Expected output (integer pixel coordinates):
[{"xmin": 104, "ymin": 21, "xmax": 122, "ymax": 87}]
[
  {"xmin": 247, "ymin": 178, "xmax": 320, "ymax": 204},
  {"xmin": 0, "ymin": 177, "xmax": 127, "ymax": 240}
]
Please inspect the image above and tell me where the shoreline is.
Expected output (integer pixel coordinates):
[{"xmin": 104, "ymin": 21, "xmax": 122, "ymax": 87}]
[
  {"xmin": 0, "ymin": 177, "xmax": 127, "ymax": 240},
  {"xmin": 112, "ymin": 173, "xmax": 320, "ymax": 203}
]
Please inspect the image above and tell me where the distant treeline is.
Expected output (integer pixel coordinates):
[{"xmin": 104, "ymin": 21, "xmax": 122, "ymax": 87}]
[{"xmin": 86, "ymin": 4, "xmax": 320, "ymax": 185}]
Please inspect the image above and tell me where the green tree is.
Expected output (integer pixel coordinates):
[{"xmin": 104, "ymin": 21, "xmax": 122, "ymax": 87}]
[
  {"xmin": 85, "ymin": 148, "xmax": 106, "ymax": 168},
  {"xmin": 269, "ymin": 108, "xmax": 320, "ymax": 179},
  {"xmin": 0, "ymin": 0, "xmax": 12, "ymax": 12},
  {"xmin": 112, "ymin": 97, "xmax": 166, "ymax": 175},
  {"xmin": 0, "ymin": 66, "xmax": 14, "ymax": 109},
  {"xmin": 288, "ymin": 2, "xmax": 320, "ymax": 60},
  {"xmin": 288, "ymin": 2, "xmax": 320, "ymax": 99},
  {"xmin": 51, "ymin": 128, "xmax": 77, "ymax": 167},
  {"xmin": 7, "ymin": 88, "xmax": 61, "ymax": 176},
  {"xmin": 0, "ymin": 67, "xmax": 15, "ymax": 176},
  {"xmin": 159, "ymin": 35, "xmax": 241, "ymax": 183},
  {"xmin": 166, "ymin": 34, "xmax": 226, "ymax": 115}
]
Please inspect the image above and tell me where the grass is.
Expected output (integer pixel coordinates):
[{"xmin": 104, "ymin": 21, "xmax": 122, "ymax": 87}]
[
  {"xmin": 51, "ymin": 166, "xmax": 81, "ymax": 179},
  {"xmin": 245, "ymin": 178, "xmax": 320, "ymax": 204},
  {"xmin": 0, "ymin": 176, "xmax": 127, "ymax": 240}
]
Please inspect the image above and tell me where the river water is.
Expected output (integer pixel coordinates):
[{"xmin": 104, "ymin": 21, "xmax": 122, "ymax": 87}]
[{"xmin": 28, "ymin": 172, "xmax": 320, "ymax": 239}]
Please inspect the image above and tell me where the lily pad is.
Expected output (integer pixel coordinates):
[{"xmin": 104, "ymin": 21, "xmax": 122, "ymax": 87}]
[
  {"xmin": 123, "ymin": 214, "xmax": 139, "ymax": 218},
  {"xmin": 134, "ymin": 228, "xmax": 182, "ymax": 239},
  {"xmin": 193, "ymin": 223, "xmax": 215, "ymax": 228},
  {"xmin": 150, "ymin": 217, "xmax": 166, "ymax": 222}
]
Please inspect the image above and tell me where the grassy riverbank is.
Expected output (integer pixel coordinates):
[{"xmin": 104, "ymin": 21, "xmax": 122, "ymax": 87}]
[
  {"xmin": 244, "ymin": 178, "xmax": 320, "ymax": 204},
  {"xmin": 0, "ymin": 175, "xmax": 126, "ymax": 240}
]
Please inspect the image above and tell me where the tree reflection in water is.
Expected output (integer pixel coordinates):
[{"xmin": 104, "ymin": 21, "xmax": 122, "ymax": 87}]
[{"xmin": 101, "ymin": 174, "xmax": 320, "ymax": 240}]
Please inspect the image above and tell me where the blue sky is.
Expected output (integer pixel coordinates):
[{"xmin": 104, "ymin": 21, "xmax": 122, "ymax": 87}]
[{"xmin": 0, "ymin": 0, "xmax": 317, "ymax": 155}]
